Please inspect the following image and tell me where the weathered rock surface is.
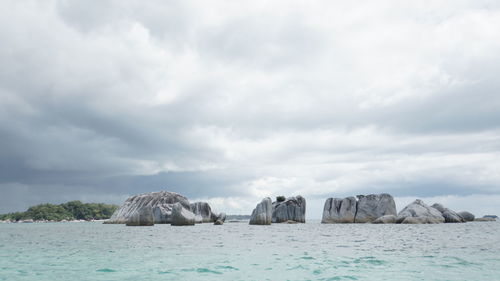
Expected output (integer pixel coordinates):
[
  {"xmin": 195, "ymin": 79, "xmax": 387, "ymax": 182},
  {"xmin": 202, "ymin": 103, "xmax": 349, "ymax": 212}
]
[
  {"xmin": 126, "ymin": 207, "xmax": 154, "ymax": 226},
  {"xmin": 249, "ymin": 197, "xmax": 272, "ymax": 225},
  {"xmin": 372, "ymin": 215, "xmax": 397, "ymax": 224},
  {"xmin": 190, "ymin": 202, "xmax": 218, "ymax": 223},
  {"xmin": 105, "ymin": 191, "xmax": 191, "ymax": 224},
  {"xmin": 272, "ymin": 196, "xmax": 306, "ymax": 223},
  {"xmin": 396, "ymin": 199, "xmax": 445, "ymax": 224},
  {"xmin": 171, "ymin": 203, "xmax": 195, "ymax": 226},
  {"xmin": 458, "ymin": 211, "xmax": 475, "ymax": 222},
  {"xmin": 431, "ymin": 203, "xmax": 464, "ymax": 223},
  {"xmin": 354, "ymin": 194, "xmax": 397, "ymax": 223},
  {"xmin": 321, "ymin": 197, "xmax": 357, "ymax": 223}
]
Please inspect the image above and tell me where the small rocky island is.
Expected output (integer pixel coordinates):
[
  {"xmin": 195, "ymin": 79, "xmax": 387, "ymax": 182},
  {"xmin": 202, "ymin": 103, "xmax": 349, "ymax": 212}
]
[
  {"xmin": 249, "ymin": 195, "xmax": 306, "ymax": 225},
  {"xmin": 105, "ymin": 191, "xmax": 226, "ymax": 226}
]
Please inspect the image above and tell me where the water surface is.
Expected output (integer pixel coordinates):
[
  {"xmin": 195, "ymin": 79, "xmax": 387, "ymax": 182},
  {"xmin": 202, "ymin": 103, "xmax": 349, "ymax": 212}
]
[{"xmin": 1, "ymin": 221, "xmax": 499, "ymax": 280}]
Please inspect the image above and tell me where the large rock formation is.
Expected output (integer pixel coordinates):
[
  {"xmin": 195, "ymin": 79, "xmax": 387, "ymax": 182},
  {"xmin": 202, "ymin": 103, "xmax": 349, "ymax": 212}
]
[
  {"xmin": 322, "ymin": 197, "xmax": 357, "ymax": 223},
  {"xmin": 190, "ymin": 202, "xmax": 218, "ymax": 223},
  {"xmin": 171, "ymin": 203, "xmax": 196, "ymax": 226},
  {"xmin": 272, "ymin": 196, "xmax": 306, "ymax": 223},
  {"xmin": 458, "ymin": 211, "xmax": 475, "ymax": 222},
  {"xmin": 354, "ymin": 194, "xmax": 397, "ymax": 223},
  {"xmin": 125, "ymin": 207, "xmax": 154, "ymax": 226},
  {"xmin": 431, "ymin": 203, "xmax": 464, "ymax": 223},
  {"xmin": 396, "ymin": 199, "xmax": 445, "ymax": 224},
  {"xmin": 321, "ymin": 193, "xmax": 396, "ymax": 223},
  {"xmin": 249, "ymin": 197, "xmax": 272, "ymax": 225},
  {"xmin": 105, "ymin": 191, "xmax": 191, "ymax": 224}
]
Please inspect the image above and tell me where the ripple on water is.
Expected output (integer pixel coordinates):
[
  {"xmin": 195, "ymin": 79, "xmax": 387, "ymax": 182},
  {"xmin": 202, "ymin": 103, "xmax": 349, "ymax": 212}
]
[
  {"xmin": 96, "ymin": 268, "xmax": 116, "ymax": 273},
  {"xmin": 180, "ymin": 268, "xmax": 222, "ymax": 275}
]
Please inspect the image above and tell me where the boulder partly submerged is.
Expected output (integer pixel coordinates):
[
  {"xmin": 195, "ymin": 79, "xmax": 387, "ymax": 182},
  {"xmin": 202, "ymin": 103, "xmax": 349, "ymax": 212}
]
[
  {"xmin": 355, "ymin": 194, "xmax": 397, "ymax": 223},
  {"xmin": 458, "ymin": 211, "xmax": 475, "ymax": 222},
  {"xmin": 321, "ymin": 193, "xmax": 397, "ymax": 223},
  {"xmin": 321, "ymin": 197, "xmax": 357, "ymax": 223},
  {"xmin": 190, "ymin": 202, "xmax": 218, "ymax": 223},
  {"xmin": 171, "ymin": 203, "xmax": 196, "ymax": 226},
  {"xmin": 105, "ymin": 191, "xmax": 191, "ymax": 224},
  {"xmin": 272, "ymin": 196, "xmax": 306, "ymax": 223},
  {"xmin": 126, "ymin": 207, "xmax": 154, "ymax": 226},
  {"xmin": 249, "ymin": 197, "xmax": 272, "ymax": 225},
  {"xmin": 397, "ymin": 200, "xmax": 445, "ymax": 224},
  {"xmin": 431, "ymin": 203, "xmax": 464, "ymax": 223}
]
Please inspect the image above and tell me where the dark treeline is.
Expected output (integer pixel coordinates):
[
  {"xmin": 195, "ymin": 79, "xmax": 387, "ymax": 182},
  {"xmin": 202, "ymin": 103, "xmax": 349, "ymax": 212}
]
[{"xmin": 0, "ymin": 201, "xmax": 119, "ymax": 222}]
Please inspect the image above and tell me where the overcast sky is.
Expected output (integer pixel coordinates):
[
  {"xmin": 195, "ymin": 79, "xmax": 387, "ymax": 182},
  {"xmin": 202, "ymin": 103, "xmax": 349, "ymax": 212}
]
[{"xmin": 1, "ymin": 0, "xmax": 500, "ymax": 218}]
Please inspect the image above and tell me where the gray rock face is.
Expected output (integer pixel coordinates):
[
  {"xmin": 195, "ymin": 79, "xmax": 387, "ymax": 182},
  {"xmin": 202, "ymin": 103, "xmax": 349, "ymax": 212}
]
[
  {"xmin": 126, "ymin": 207, "xmax": 154, "ymax": 226},
  {"xmin": 372, "ymin": 215, "xmax": 397, "ymax": 224},
  {"xmin": 431, "ymin": 203, "xmax": 464, "ymax": 223},
  {"xmin": 216, "ymin": 212, "xmax": 226, "ymax": 222},
  {"xmin": 396, "ymin": 199, "xmax": 445, "ymax": 224},
  {"xmin": 106, "ymin": 191, "xmax": 191, "ymax": 224},
  {"xmin": 321, "ymin": 197, "xmax": 357, "ymax": 223},
  {"xmin": 354, "ymin": 194, "xmax": 397, "ymax": 223},
  {"xmin": 458, "ymin": 211, "xmax": 475, "ymax": 222},
  {"xmin": 190, "ymin": 202, "xmax": 217, "ymax": 223},
  {"xmin": 272, "ymin": 196, "xmax": 306, "ymax": 223},
  {"xmin": 171, "ymin": 203, "xmax": 196, "ymax": 226},
  {"xmin": 249, "ymin": 197, "xmax": 272, "ymax": 225}
]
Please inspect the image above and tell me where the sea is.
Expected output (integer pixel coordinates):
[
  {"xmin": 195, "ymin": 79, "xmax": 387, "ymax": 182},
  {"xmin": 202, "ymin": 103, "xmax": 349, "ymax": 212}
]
[{"xmin": 0, "ymin": 221, "xmax": 499, "ymax": 281}]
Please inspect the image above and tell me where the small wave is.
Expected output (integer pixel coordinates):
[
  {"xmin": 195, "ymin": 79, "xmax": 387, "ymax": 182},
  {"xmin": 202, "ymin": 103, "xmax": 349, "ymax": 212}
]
[
  {"xmin": 216, "ymin": 265, "xmax": 239, "ymax": 271},
  {"xmin": 96, "ymin": 268, "xmax": 116, "ymax": 273}
]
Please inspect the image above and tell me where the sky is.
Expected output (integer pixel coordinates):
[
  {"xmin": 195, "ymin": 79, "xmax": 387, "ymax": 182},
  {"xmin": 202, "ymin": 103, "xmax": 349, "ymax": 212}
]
[{"xmin": 1, "ymin": 0, "xmax": 500, "ymax": 218}]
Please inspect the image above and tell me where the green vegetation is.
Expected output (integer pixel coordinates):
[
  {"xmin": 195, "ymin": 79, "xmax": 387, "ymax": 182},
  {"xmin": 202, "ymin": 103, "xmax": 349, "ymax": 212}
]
[
  {"xmin": 276, "ymin": 196, "xmax": 286, "ymax": 202},
  {"xmin": 0, "ymin": 201, "xmax": 118, "ymax": 222}
]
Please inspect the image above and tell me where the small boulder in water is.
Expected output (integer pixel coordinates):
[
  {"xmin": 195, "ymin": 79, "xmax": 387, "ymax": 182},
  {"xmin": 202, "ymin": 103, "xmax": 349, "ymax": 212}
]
[
  {"xmin": 458, "ymin": 211, "xmax": 475, "ymax": 222},
  {"xmin": 474, "ymin": 217, "xmax": 496, "ymax": 222}
]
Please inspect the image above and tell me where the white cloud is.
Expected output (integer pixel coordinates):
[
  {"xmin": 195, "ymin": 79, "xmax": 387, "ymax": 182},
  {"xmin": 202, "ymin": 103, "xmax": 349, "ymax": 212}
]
[{"xmin": 1, "ymin": 0, "xmax": 500, "ymax": 216}]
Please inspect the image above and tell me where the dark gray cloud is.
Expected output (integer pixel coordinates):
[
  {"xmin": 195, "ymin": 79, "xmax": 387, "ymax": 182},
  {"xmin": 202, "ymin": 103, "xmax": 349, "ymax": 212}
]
[{"xmin": 1, "ymin": 0, "xmax": 500, "ymax": 217}]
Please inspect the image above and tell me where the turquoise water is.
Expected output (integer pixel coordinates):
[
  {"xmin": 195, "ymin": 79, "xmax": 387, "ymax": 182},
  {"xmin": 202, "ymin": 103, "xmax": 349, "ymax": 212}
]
[{"xmin": 1, "ymin": 221, "xmax": 499, "ymax": 280}]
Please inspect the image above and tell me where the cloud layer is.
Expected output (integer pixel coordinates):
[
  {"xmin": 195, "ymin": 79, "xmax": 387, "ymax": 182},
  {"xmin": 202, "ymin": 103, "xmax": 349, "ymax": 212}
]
[{"xmin": 1, "ymin": 0, "xmax": 500, "ymax": 217}]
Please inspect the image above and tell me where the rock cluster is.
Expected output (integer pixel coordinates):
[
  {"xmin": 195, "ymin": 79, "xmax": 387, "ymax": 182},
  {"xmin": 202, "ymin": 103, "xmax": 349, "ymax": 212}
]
[
  {"xmin": 272, "ymin": 196, "xmax": 306, "ymax": 223},
  {"xmin": 105, "ymin": 191, "xmax": 224, "ymax": 226},
  {"xmin": 396, "ymin": 200, "xmax": 445, "ymax": 224},
  {"xmin": 321, "ymin": 193, "xmax": 396, "ymax": 223},
  {"xmin": 431, "ymin": 203, "xmax": 464, "ymax": 223}
]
